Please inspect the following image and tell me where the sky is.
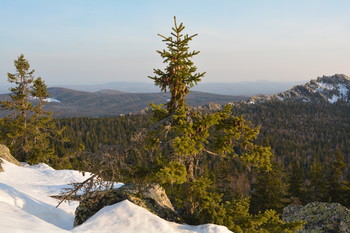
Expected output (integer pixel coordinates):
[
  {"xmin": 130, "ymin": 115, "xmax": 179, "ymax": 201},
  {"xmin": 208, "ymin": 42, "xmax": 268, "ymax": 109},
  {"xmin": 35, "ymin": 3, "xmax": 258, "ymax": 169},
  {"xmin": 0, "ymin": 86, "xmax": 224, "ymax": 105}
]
[{"xmin": 1, "ymin": 0, "xmax": 350, "ymax": 86}]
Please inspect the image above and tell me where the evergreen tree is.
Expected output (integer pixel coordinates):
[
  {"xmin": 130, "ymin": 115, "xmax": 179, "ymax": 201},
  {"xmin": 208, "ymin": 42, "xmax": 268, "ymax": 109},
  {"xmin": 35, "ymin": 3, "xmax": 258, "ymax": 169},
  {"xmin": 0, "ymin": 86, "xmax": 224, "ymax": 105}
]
[
  {"xmin": 147, "ymin": 17, "xmax": 301, "ymax": 232},
  {"xmin": 148, "ymin": 17, "xmax": 273, "ymax": 177},
  {"xmin": 305, "ymin": 161, "xmax": 328, "ymax": 203},
  {"xmin": 250, "ymin": 163, "xmax": 289, "ymax": 214},
  {"xmin": 287, "ymin": 161, "xmax": 305, "ymax": 204},
  {"xmin": 0, "ymin": 55, "xmax": 34, "ymax": 161},
  {"xmin": 0, "ymin": 55, "xmax": 59, "ymax": 164},
  {"xmin": 149, "ymin": 17, "xmax": 205, "ymax": 114},
  {"xmin": 326, "ymin": 150, "xmax": 350, "ymax": 206}
]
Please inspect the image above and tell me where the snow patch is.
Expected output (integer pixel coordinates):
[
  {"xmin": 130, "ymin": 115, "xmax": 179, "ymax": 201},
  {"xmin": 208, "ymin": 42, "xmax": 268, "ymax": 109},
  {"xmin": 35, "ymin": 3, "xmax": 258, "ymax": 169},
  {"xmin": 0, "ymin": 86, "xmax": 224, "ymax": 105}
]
[
  {"xmin": 317, "ymin": 81, "xmax": 335, "ymax": 91},
  {"xmin": 328, "ymin": 95, "xmax": 339, "ymax": 103},
  {"xmin": 31, "ymin": 96, "xmax": 61, "ymax": 103},
  {"xmin": 0, "ymin": 201, "xmax": 69, "ymax": 233},
  {"xmin": 44, "ymin": 97, "xmax": 61, "ymax": 103},
  {"xmin": 338, "ymin": 84, "xmax": 349, "ymax": 97},
  {"xmin": 276, "ymin": 96, "xmax": 284, "ymax": 101}
]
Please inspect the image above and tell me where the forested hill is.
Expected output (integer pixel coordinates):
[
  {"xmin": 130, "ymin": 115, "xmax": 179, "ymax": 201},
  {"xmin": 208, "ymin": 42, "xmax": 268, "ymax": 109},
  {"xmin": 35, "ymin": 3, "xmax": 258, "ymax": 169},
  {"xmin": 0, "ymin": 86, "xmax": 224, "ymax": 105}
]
[{"xmin": 0, "ymin": 87, "xmax": 248, "ymax": 118}]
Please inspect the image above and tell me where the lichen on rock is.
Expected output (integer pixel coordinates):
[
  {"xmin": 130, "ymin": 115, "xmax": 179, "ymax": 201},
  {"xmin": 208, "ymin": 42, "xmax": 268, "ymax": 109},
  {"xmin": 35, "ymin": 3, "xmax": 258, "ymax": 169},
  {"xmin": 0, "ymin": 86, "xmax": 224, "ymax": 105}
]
[{"xmin": 282, "ymin": 201, "xmax": 350, "ymax": 233}]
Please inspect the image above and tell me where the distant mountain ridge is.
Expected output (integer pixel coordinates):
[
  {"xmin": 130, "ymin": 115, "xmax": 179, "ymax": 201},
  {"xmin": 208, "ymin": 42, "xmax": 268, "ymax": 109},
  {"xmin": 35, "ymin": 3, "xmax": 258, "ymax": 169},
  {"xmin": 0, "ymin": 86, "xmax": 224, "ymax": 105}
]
[
  {"xmin": 50, "ymin": 80, "xmax": 301, "ymax": 96},
  {"xmin": 248, "ymin": 74, "xmax": 350, "ymax": 104},
  {"xmin": 0, "ymin": 88, "xmax": 247, "ymax": 117}
]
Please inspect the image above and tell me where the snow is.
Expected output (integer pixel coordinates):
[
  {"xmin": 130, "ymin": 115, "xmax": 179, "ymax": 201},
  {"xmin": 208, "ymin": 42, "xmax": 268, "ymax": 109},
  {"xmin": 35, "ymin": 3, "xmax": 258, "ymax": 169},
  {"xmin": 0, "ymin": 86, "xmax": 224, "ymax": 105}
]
[
  {"xmin": 317, "ymin": 81, "xmax": 335, "ymax": 91},
  {"xmin": 31, "ymin": 96, "xmax": 61, "ymax": 103},
  {"xmin": 276, "ymin": 96, "xmax": 285, "ymax": 101},
  {"xmin": 72, "ymin": 200, "xmax": 230, "ymax": 233},
  {"xmin": 328, "ymin": 95, "xmax": 339, "ymax": 104},
  {"xmin": 327, "ymin": 84, "xmax": 349, "ymax": 103},
  {"xmin": 44, "ymin": 97, "xmax": 61, "ymax": 103},
  {"xmin": 0, "ymin": 159, "xmax": 232, "ymax": 233},
  {"xmin": 338, "ymin": 84, "xmax": 349, "ymax": 98}
]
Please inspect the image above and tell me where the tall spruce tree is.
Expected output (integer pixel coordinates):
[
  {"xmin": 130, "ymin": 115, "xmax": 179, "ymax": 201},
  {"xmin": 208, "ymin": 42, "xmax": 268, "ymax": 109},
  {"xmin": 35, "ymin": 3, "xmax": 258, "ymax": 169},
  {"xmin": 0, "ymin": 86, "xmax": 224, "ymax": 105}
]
[
  {"xmin": 147, "ymin": 17, "xmax": 302, "ymax": 232},
  {"xmin": 0, "ymin": 55, "xmax": 58, "ymax": 164},
  {"xmin": 148, "ymin": 17, "xmax": 273, "ymax": 174}
]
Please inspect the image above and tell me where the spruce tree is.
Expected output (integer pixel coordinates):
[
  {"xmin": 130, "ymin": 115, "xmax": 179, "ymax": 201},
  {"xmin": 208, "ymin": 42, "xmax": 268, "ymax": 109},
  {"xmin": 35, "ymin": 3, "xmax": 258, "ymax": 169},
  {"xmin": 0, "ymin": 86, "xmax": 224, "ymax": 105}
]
[
  {"xmin": 148, "ymin": 17, "xmax": 273, "ymax": 175},
  {"xmin": 0, "ymin": 55, "xmax": 58, "ymax": 164},
  {"xmin": 250, "ymin": 163, "xmax": 289, "ymax": 214},
  {"xmin": 305, "ymin": 161, "xmax": 328, "ymax": 202},
  {"xmin": 287, "ymin": 161, "xmax": 305, "ymax": 204},
  {"xmin": 149, "ymin": 17, "xmax": 205, "ymax": 114},
  {"xmin": 326, "ymin": 150, "xmax": 350, "ymax": 206},
  {"xmin": 147, "ymin": 17, "xmax": 302, "ymax": 232},
  {"xmin": 0, "ymin": 55, "xmax": 34, "ymax": 161}
]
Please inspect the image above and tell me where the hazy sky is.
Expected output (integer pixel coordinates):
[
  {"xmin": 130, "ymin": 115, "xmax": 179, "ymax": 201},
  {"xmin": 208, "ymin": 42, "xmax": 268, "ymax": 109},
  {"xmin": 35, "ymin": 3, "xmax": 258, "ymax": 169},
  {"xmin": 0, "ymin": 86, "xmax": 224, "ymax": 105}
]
[{"xmin": 1, "ymin": 0, "xmax": 350, "ymax": 86}]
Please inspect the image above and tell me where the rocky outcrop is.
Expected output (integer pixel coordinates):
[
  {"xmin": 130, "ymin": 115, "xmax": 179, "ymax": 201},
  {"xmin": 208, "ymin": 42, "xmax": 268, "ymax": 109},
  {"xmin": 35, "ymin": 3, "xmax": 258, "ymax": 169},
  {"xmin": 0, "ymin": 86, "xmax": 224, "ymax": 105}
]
[
  {"xmin": 248, "ymin": 74, "xmax": 350, "ymax": 104},
  {"xmin": 74, "ymin": 183, "xmax": 181, "ymax": 226},
  {"xmin": 0, "ymin": 145, "xmax": 20, "ymax": 171},
  {"xmin": 282, "ymin": 202, "xmax": 350, "ymax": 232}
]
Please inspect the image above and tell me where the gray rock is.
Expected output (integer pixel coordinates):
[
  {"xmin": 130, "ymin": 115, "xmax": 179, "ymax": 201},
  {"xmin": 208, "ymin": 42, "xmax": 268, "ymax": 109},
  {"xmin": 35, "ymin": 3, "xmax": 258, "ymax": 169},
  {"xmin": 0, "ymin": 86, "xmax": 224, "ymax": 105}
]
[
  {"xmin": 282, "ymin": 202, "xmax": 350, "ymax": 233},
  {"xmin": 0, "ymin": 144, "xmax": 20, "ymax": 171},
  {"xmin": 74, "ymin": 183, "xmax": 182, "ymax": 226}
]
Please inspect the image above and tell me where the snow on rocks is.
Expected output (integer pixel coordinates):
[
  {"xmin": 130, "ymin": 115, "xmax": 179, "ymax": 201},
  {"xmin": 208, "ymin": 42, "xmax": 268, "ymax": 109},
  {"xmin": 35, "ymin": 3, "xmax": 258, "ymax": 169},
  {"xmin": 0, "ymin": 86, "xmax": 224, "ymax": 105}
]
[
  {"xmin": 72, "ymin": 200, "xmax": 231, "ymax": 233},
  {"xmin": 0, "ymin": 159, "xmax": 232, "ymax": 233}
]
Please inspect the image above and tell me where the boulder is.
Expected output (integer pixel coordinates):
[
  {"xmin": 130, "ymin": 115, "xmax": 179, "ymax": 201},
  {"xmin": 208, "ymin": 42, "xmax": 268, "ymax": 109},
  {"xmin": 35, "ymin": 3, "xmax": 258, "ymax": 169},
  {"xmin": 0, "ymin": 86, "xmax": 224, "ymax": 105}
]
[
  {"xmin": 0, "ymin": 145, "xmax": 20, "ymax": 171},
  {"xmin": 74, "ymin": 183, "xmax": 182, "ymax": 226},
  {"xmin": 282, "ymin": 202, "xmax": 350, "ymax": 232}
]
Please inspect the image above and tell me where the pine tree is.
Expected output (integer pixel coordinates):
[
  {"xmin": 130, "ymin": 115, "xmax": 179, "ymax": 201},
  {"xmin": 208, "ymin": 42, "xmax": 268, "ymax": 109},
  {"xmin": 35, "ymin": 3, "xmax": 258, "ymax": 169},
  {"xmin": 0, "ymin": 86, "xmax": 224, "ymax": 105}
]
[
  {"xmin": 0, "ymin": 55, "xmax": 34, "ymax": 161},
  {"xmin": 287, "ymin": 161, "xmax": 305, "ymax": 204},
  {"xmin": 326, "ymin": 150, "xmax": 350, "ymax": 206},
  {"xmin": 0, "ymin": 55, "xmax": 59, "ymax": 164},
  {"xmin": 305, "ymin": 161, "xmax": 328, "ymax": 202},
  {"xmin": 250, "ymin": 163, "xmax": 289, "ymax": 214}
]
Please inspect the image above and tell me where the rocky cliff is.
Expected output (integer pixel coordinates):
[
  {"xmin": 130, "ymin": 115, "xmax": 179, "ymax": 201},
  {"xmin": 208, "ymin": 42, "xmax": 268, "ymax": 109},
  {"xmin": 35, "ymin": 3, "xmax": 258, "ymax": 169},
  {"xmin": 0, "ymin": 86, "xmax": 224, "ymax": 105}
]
[{"xmin": 249, "ymin": 74, "xmax": 350, "ymax": 104}]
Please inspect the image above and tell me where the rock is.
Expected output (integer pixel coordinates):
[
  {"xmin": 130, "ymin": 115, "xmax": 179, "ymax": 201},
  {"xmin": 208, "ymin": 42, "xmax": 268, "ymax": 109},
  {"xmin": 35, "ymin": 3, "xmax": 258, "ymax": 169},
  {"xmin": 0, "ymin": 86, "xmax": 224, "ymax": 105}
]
[
  {"xmin": 282, "ymin": 202, "xmax": 350, "ymax": 233},
  {"xmin": 193, "ymin": 102, "xmax": 223, "ymax": 113},
  {"xmin": 74, "ymin": 183, "xmax": 182, "ymax": 226},
  {"xmin": 0, "ymin": 145, "xmax": 20, "ymax": 171}
]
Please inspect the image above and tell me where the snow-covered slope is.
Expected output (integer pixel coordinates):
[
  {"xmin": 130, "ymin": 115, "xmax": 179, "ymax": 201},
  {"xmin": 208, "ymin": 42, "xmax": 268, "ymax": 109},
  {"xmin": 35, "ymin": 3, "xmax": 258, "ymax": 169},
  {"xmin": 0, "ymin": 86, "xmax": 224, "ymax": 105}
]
[
  {"xmin": 0, "ymin": 159, "xmax": 231, "ymax": 233},
  {"xmin": 248, "ymin": 74, "xmax": 350, "ymax": 104}
]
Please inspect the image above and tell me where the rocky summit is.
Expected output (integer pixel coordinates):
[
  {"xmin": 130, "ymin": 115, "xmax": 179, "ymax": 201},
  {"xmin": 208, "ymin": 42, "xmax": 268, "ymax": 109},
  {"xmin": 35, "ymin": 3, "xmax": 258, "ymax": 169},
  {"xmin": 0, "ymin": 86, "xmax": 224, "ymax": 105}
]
[
  {"xmin": 282, "ymin": 202, "xmax": 350, "ymax": 232},
  {"xmin": 248, "ymin": 74, "xmax": 350, "ymax": 104}
]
